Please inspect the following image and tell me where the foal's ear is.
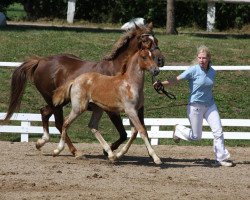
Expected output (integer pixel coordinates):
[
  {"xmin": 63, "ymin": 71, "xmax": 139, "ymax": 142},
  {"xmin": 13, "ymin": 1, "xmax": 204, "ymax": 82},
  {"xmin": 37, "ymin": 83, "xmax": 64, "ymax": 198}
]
[{"xmin": 147, "ymin": 22, "xmax": 153, "ymax": 31}]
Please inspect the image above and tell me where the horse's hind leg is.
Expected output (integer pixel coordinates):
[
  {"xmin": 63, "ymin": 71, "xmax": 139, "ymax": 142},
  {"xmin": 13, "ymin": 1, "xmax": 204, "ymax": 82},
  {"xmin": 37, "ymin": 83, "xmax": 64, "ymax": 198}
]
[
  {"xmin": 105, "ymin": 111, "xmax": 128, "ymax": 151},
  {"xmin": 36, "ymin": 105, "xmax": 53, "ymax": 150},
  {"xmin": 87, "ymin": 103, "xmax": 103, "ymax": 130},
  {"xmin": 53, "ymin": 106, "xmax": 78, "ymax": 156}
]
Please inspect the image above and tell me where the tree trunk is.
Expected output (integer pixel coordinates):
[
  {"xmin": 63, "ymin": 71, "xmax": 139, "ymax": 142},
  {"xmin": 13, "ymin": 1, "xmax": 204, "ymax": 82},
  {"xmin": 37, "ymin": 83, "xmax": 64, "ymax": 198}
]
[{"xmin": 166, "ymin": 0, "xmax": 178, "ymax": 35}]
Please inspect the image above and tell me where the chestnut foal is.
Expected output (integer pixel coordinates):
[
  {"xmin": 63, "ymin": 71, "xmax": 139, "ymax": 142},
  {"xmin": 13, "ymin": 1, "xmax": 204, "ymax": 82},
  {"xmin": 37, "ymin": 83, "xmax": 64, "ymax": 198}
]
[{"xmin": 53, "ymin": 47, "xmax": 162, "ymax": 164}]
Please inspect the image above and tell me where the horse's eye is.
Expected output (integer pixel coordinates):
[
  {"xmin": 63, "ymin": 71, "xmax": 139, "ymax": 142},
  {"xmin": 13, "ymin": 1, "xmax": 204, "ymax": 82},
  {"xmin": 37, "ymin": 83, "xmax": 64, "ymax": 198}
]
[{"xmin": 142, "ymin": 57, "xmax": 147, "ymax": 61}]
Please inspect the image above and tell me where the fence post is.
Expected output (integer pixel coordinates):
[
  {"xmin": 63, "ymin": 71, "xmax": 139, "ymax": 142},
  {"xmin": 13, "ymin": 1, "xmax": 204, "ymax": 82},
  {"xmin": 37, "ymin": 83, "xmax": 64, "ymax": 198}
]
[
  {"xmin": 207, "ymin": 1, "xmax": 216, "ymax": 32},
  {"xmin": 21, "ymin": 121, "xmax": 30, "ymax": 142},
  {"xmin": 67, "ymin": 0, "xmax": 76, "ymax": 23},
  {"xmin": 150, "ymin": 126, "xmax": 160, "ymax": 145}
]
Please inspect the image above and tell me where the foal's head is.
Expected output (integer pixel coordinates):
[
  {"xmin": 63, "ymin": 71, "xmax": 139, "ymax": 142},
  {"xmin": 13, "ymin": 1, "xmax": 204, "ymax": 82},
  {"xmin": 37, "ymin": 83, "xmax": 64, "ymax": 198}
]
[{"xmin": 138, "ymin": 49, "xmax": 160, "ymax": 76}]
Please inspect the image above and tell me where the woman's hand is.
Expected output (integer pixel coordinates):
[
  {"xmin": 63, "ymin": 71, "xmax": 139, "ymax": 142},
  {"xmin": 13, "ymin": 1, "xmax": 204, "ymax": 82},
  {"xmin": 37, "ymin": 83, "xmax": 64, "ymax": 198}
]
[{"xmin": 153, "ymin": 80, "xmax": 164, "ymax": 91}]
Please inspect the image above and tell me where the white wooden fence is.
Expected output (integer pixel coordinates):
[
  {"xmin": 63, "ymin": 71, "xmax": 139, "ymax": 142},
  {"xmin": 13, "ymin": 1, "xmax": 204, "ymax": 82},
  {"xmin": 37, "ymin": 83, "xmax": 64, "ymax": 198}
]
[
  {"xmin": 0, "ymin": 112, "xmax": 249, "ymax": 144},
  {"xmin": 123, "ymin": 118, "xmax": 250, "ymax": 145},
  {"xmin": 0, "ymin": 113, "xmax": 59, "ymax": 142},
  {"xmin": 0, "ymin": 62, "xmax": 249, "ymax": 143}
]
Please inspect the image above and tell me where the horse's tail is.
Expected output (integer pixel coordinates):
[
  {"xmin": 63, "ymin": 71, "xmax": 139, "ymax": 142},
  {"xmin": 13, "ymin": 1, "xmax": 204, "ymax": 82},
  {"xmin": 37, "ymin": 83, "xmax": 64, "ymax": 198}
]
[
  {"xmin": 53, "ymin": 81, "xmax": 74, "ymax": 106},
  {"xmin": 4, "ymin": 57, "xmax": 41, "ymax": 121}
]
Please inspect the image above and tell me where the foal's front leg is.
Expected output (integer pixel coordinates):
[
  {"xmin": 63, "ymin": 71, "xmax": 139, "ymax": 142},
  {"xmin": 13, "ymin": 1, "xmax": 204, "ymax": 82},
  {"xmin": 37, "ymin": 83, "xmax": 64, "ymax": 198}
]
[
  {"xmin": 117, "ymin": 111, "xmax": 162, "ymax": 165},
  {"xmin": 116, "ymin": 126, "xmax": 138, "ymax": 159},
  {"xmin": 90, "ymin": 128, "xmax": 117, "ymax": 162}
]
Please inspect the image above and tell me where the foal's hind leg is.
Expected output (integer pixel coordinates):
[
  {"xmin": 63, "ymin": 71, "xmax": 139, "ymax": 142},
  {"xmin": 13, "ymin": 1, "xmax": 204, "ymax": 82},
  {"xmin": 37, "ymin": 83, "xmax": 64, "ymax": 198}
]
[
  {"xmin": 87, "ymin": 105, "xmax": 116, "ymax": 161},
  {"xmin": 53, "ymin": 106, "xmax": 78, "ymax": 156},
  {"xmin": 53, "ymin": 108, "xmax": 81, "ymax": 156},
  {"xmin": 36, "ymin": 105, "xmax": 53, "ymax": 150}
]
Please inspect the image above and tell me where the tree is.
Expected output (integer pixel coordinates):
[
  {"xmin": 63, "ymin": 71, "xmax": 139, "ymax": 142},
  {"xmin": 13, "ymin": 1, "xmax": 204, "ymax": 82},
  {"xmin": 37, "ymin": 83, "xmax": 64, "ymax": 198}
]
[{"xmin": 166, "ymin": 0, "xmax": 178, "ymax": 35}]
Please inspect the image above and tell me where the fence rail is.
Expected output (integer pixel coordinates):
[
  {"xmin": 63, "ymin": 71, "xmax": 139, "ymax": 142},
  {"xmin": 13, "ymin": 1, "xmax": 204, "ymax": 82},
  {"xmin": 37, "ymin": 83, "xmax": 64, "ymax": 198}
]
[
  {"xmin": 1, "ymin": 62, "xmax": 250, "ymax": 71},
  {"xmin": 123, "ymin": 118, "xmax": 250, "ymax": 145},
  {"xmin": 0, "ymin": 113, "xmax": 249, "ymax": 144},
  {"xmin": 1, "ymin": 63, "xmax": 249, "ymax": 143}
]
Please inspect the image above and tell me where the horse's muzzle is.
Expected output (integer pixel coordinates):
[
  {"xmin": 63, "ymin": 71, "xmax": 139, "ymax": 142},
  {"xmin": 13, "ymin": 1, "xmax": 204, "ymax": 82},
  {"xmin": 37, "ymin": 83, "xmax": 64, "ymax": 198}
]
[
  {"xmin": 154, "ymin": 56, "xmax": 165, "ymax": 68},
  {"xmin": 150, "ymin": 67, "xmax": 160, "ymax": 76}
]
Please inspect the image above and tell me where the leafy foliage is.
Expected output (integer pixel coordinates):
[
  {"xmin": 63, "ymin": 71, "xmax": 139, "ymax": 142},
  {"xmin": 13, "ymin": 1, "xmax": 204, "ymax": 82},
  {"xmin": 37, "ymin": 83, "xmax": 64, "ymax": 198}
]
[{"xmin": 1, "ymin": 0, "xmax": 249, "ymax": 30}]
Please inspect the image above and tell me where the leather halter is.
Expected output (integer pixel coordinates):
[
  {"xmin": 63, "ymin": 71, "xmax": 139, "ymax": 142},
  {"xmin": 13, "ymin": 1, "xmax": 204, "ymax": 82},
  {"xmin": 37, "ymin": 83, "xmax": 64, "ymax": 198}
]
[{"xmin": 140, "ymin": 33, "xmax": 159, "ymax": 53}]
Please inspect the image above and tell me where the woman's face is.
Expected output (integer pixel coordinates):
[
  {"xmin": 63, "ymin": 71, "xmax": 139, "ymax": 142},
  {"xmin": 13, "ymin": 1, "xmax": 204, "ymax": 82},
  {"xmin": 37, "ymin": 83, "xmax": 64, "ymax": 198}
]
[{"xmin": 197, "ymin": 52, "xmax": 210, "ymax": 69}]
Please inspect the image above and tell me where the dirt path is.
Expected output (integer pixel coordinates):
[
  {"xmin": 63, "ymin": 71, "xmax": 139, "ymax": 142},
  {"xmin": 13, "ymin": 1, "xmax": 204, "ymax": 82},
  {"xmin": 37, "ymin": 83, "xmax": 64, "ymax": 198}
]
[{"xmin": 0, "ymin": 141, "xmax": 249, "ymax": 200}]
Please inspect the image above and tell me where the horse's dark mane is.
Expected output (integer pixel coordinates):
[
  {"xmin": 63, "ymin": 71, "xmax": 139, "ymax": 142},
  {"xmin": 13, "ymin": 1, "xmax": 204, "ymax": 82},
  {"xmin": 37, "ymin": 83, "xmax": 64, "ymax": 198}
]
[{"xmin": 103, "ymin": 25, "xmax": 151, "ymax": 61}]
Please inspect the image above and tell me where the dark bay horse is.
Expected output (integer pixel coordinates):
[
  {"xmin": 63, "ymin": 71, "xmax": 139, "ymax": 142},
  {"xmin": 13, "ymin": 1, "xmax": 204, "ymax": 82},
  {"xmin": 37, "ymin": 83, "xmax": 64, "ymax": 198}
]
[
  {"xmin": 53, "ymin": 46, "xmax": 162, "ymax": 164},
  {"xmin": 4, "ymin": 23, "xmax": 165, "ymax": 157}
]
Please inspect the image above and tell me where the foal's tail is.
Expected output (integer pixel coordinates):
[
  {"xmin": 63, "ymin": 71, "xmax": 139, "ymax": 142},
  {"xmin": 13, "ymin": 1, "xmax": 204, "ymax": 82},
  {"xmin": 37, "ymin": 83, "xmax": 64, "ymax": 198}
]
[
  {"xmin": 53, "ymin": 81, "xmax": 74, "ymax": 106},
  {"xmin": 4, "ymin": 57, "xmax": 41, "ymax": 121}
]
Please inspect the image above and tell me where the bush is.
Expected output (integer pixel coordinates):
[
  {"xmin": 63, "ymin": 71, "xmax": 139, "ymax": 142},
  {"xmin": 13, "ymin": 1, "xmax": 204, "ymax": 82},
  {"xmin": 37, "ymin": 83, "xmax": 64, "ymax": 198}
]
[{"xmin": 2, "ymin": 0, "xmax": 250, "ymax": 30}]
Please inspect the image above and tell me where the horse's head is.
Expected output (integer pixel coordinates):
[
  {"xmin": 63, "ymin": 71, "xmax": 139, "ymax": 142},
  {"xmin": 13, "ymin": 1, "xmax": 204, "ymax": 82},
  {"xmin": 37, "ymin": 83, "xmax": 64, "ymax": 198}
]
[
  {"xmin": 135, "ymin": 23, "xmax": 165, "ymax": 68},
  {"xmin": 103, "ymin": 22, "xmax": 165, "ymax": 68},
  {"xmin": 138, "ymin": 49, "xmax": 160, "ymax": 77}
]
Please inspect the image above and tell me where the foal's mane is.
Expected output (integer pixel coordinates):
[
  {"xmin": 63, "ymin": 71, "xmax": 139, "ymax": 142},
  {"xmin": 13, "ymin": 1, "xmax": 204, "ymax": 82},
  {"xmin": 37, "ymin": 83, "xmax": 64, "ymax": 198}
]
[{"xmin": 103, "ymin": 25, "xmax": 152, "ymax": 61}]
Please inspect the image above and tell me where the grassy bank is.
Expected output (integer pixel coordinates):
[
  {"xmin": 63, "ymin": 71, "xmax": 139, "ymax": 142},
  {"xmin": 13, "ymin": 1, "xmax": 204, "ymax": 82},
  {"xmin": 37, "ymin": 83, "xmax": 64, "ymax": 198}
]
[{"xmin": 0, "ymin": 24, "xmax": 249, "ymax": 147}]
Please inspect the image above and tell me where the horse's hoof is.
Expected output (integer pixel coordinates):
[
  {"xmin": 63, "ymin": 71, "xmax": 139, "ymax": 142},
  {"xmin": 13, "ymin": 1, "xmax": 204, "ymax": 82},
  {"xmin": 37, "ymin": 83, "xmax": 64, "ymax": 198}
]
[
  {"xmin": 36, "ymin": 139, "xmax": 46, "ymax": 150},
  {"xmin": 103, "ymin": 149, "xmax": 108, "ymax": 157},
  {"xmin": 35, "ymin": 144, "xmax": 42, "ymax": 151}
]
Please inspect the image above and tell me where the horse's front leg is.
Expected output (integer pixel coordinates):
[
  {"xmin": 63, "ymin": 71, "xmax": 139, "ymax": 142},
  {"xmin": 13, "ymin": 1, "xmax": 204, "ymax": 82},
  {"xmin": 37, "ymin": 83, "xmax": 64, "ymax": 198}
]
[{"xmin": 36, "ymin": 105, "xmax": 53, "ymax": 150}]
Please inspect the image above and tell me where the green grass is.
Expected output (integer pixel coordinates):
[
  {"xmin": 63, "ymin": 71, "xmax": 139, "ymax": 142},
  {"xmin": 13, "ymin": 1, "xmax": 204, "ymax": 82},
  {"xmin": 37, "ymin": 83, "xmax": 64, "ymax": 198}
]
[{"xmin": 0, "ymin": 23, "xmax": 249, "ymax": 147}]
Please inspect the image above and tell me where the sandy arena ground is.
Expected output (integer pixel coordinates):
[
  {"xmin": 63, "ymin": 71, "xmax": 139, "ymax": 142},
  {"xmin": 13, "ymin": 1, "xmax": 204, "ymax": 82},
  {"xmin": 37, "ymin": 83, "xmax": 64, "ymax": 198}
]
[{"xmin": 0, "ymin": 141, "xmax": 249, "ymax": 200}]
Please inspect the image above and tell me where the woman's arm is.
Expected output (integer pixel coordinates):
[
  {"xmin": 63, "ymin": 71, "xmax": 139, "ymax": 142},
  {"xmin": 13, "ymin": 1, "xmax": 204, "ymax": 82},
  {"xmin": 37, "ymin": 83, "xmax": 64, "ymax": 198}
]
[{"xmin": 154, "ymin": 76, "xmax": 181, "ymax": 88}]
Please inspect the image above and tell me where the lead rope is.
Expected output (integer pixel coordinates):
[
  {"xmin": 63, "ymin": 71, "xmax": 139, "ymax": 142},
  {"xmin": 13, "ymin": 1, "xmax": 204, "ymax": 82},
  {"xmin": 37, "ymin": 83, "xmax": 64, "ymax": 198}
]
[{"xmin": 151, "ymin": 75, "xmax": 176, "ymax": 100}]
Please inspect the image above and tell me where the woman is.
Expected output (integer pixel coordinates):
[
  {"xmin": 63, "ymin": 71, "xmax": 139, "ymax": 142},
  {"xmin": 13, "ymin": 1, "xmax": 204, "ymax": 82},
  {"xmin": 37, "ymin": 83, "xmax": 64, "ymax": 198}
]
[{"xmin": 154, "ymin": 45, "xmax": 233, "ymax": 167}]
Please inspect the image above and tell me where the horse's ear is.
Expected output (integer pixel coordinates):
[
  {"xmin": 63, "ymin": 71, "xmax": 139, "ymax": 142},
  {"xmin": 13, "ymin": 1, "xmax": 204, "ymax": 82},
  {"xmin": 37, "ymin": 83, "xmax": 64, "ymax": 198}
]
[
  {"xmin": 134, "ymin": 22, "xmax": 140, "ymax": 30},
  {"xmin": 147, "ymin": 22, "xmax": 153, "ymax": 31}
]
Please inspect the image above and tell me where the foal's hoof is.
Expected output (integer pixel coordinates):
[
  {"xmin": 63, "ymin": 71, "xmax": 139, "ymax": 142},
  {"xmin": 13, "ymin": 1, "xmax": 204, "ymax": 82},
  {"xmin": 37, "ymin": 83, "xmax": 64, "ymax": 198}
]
[
  {"xmin": 75, "ymin": 150, "xmax": 86, "ymax": 159},
  {"xmin": 53, "ymin": 149, "xmax": 61, "ymax": 157},
  {"xmin": 154, "ymin": 158, "xmax": 162, "ymax": 165},
  {"xmin": 108, "ymin": 155, "xmax": 117, "ymax": 163}
]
